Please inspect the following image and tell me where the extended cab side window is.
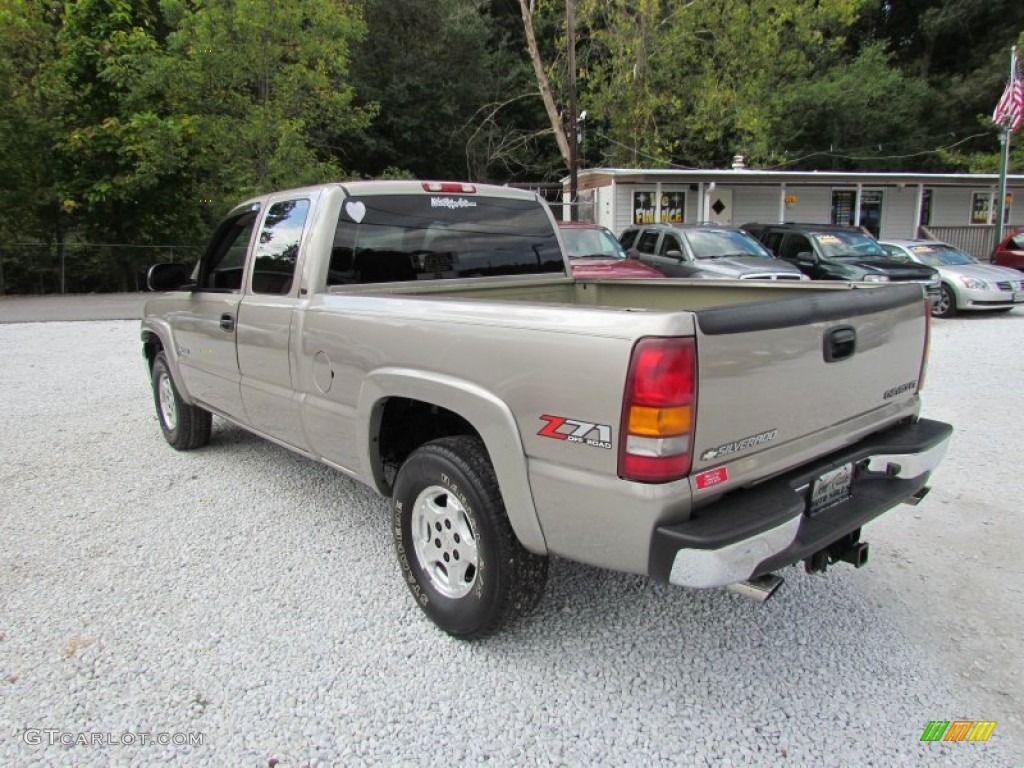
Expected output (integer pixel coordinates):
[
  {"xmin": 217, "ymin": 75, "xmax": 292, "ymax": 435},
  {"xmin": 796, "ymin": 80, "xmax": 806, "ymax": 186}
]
[
  {"xmin": 779, "ymin": 235, "xmax": 812, "ymax": 261},
  {"xmin": 619, "ymin": 229, "xmax": 639, "ymax": 249},
  {"xmin": 251, "ymin": 199, "xmax": 309, "ymax": 295},
  {"xmin": 636, "ymin": 231, "xmax": 660, "ymax": 254},
  {"xmin": 196, "ymin": 208, "xmax": 259, "ymax": 292}
]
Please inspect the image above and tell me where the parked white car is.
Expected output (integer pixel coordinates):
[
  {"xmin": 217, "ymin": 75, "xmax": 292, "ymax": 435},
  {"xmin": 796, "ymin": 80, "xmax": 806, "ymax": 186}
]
[{"xmin": 880, "ymin": 239, "xmax": 1024, "ymax": 318}]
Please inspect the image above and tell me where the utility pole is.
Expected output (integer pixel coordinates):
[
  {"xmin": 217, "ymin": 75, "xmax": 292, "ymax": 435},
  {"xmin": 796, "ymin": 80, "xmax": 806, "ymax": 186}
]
[{"xmin": 567, "ymin": 0, "xmax": 578, "ymax": 221}]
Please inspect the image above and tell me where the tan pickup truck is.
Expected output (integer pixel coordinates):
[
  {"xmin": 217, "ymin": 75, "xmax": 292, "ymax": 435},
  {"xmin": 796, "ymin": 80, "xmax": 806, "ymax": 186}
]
[{"xmin": 141, "ymin": 181, "xmax": 952, "ymax": 638}]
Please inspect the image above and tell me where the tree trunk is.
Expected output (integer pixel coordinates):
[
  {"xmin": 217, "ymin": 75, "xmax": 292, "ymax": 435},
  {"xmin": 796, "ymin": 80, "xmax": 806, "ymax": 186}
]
[{"xmin": 518, "ymin": 0, "xmax": 571, "ymax": 169}]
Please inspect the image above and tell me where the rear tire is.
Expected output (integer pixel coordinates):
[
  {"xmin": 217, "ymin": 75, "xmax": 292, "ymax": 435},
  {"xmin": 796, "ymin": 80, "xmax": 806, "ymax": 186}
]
[
  {"xmin": 392, "ymin": 436, "xmax": 548, "ymax": 639},
  {"xmin": 934, "ymin": 284, "xmax": 957, "ymax": 318},
  {"xmin": 151, "ymin": 351, "xmax": 211, "ymax": 450}
]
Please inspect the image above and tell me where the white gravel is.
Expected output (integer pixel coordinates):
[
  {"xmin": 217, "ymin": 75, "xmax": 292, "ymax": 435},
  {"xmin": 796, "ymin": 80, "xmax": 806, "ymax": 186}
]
[{"xmin": 1, "ymin": 313, "xmax": 1022, "ymax": 766}]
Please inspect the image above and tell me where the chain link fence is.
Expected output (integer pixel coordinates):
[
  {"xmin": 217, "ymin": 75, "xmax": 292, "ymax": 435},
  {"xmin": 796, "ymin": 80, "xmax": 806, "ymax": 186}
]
[
  {"xmin": 509, "ymin": 183, "xmax": 595, "ymax": 223},
  {"xmin": 0, "ymin": 243, "xmax": 203, "ymax": 296}
]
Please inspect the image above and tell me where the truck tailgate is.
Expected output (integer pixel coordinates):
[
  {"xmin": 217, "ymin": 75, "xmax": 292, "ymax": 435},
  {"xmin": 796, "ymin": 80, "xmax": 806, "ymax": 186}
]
[{"xmin": 690, "ymin": 284, "xmax": 928, "ymax": 491}]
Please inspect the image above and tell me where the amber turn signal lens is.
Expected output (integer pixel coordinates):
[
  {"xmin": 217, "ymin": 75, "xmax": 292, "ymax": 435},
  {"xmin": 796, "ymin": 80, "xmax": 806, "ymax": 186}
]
[{"xmin": 628, "ymin": 405, "xmax": 690, "ymax": 437}]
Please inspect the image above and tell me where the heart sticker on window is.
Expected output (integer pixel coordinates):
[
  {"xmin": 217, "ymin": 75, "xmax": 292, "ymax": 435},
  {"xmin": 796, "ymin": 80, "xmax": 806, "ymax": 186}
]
[{"xmin": 345, "ymin": 200, "xmax": 366, "ymax": 223}]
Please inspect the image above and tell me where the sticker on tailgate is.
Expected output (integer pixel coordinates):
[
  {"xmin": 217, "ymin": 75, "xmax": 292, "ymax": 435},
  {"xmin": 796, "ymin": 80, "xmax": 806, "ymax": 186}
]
[{"xmin": 538, "ymin": 415, "xmax": 613, "ymax": 449}]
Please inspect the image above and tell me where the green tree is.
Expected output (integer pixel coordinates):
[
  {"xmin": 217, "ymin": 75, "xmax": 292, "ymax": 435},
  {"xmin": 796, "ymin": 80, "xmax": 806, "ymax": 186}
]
[
  {"xmin": 161, "ymin": 0, "xmax": 373, "ymax": 205},
  {"xmin": 553, "ymin": 0, "xmax": 865, "ymax": 169},
  {"xmin": 457, "ymin": 0, "xmax": 565, "ymax": 180},
  {"xmin": 853, "ymin": 1, "xmax": 1024, "ymax": 169},
  {"xmin": 342, "ymin": 0, "xmax": 496, "ymax": 180},
  {"xmin": 774, "ymin": 44, "xmax": 935, "ymax": 170},
  {"xmin": 44, "ymin": 0, "xmax": 200, "ymax": 289},
  {"xmin": 0, "ymin": 1, "xmax": 66, "ymax": 292},
  {"xmin": 3, "ymin": 0, "xmax": 373, "ymax": 292}
]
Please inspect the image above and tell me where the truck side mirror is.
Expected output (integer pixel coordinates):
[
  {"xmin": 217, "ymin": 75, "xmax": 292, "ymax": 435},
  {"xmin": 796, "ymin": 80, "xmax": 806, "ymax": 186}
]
[
  {"xmin": 665, "ymin": 249, "xmax": 684, "ymax": 260},
  {"xmin": 795, "ymin": 251, "xmax": 815, "ymax": 265},
  {"xmin": 147, "ymin": 262, "xmax": 194, "ymax": 292}
]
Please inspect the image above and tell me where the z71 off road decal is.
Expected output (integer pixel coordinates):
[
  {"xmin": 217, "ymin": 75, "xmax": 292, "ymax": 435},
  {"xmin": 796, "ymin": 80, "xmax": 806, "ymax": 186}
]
[{"xmin": 538, "ymin": 415, "xmax": 613, "ymax": 450}]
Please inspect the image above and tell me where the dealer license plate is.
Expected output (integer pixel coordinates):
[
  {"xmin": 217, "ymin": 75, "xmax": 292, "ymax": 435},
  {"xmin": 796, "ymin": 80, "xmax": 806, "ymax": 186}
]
[{"xmin": 810, "ymin": 462, "xmax": 854, "ymax": 514}]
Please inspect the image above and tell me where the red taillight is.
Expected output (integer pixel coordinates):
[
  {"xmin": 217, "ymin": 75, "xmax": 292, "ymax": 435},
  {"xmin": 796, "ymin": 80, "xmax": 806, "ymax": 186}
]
[
  {"xmin": 422, "ymin": 182, "xmax": 476, "ymax": 193},
  {"xmin": 619, "ymin": 337, "xmax": 697, "ymax": 483},
  {"xmin": 918, "ymin": 297, "xmax": 930, "ymax": 392}
]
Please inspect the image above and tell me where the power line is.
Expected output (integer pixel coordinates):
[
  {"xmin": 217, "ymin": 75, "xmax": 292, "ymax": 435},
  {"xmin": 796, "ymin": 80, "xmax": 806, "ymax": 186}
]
[
  {"xmin": 591, "ymin": 130, "xmax": 703, "ymax": 169},
  {"xmin": 590, "ymin": 128, "xmax": 995, "ymax": 170},
  {"xmin": 765, "ymin": 132, "xmax": 994, "ymax": 168}
]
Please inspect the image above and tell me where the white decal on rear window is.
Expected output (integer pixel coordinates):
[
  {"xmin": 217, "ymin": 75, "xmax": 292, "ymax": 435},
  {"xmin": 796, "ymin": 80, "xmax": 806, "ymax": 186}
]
[
  {"xmin": 345, "ymin": 200, "xmax": 366, "ymax": 223},
  {"xmin": 430, "ymin": 197, "xmax": 477, "ymax": 210}
]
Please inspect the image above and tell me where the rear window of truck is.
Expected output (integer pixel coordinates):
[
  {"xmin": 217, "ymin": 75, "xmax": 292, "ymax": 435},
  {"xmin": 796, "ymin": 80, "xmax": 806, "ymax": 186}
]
[{"xmin": 327, "ymin": 194, "xmax": 564, "ymax": 285}]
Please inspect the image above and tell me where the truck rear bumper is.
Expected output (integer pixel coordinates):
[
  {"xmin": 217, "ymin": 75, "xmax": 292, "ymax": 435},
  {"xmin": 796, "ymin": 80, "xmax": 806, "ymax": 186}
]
[{"xmin": 649, "ymin": 418, "xmax": 953, "ymax": 588}]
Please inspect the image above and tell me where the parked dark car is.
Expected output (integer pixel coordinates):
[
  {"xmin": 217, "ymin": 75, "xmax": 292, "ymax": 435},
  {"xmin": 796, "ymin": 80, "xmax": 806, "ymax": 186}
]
[
  {"xmin": 743, "ymin": 222, "xmax": 940, "ymax": 305},
  {"xmin": 618, "ymin": 223, "xmax": 806, "ymax": 280},
  {"xmin": 557, "ymin": 222, "xmax": 664, "ymax": 278},
  {"xmin": 991, "ymin": 230, "xmax": 1024, "ymax": 273}
]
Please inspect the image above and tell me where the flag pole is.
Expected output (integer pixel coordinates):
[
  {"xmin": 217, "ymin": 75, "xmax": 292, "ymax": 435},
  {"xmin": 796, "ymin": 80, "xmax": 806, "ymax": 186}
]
[
  {"xmin": 997, "ymin": 127, "xmax": 1010, "ymax": 245},
  {"xmin": 995, "ymin": 45, "xmax": 1016, "ymax": 245}
]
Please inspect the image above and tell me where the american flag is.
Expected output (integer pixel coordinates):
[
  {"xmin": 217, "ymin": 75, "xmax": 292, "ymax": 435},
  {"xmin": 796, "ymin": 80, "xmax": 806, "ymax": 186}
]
[{"xmin": 993, "ymin": 47, "xmax": 1022, "ymax": 133}]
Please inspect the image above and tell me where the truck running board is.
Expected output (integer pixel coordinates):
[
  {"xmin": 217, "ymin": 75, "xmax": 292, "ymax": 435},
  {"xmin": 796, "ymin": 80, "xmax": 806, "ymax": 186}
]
[{"xmin": 726, "ymin": 573, "xmax": 784, "ymax": 603}]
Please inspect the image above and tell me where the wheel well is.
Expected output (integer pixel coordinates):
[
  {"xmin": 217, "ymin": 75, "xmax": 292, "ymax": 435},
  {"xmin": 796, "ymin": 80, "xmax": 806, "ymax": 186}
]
[
  {"xmin": 142, "ymin": 332, "xmax": 163, "ymax": 370},
  {"xmin": 376, "ymin": 398, "xmax": 480, "ymax": 490}
]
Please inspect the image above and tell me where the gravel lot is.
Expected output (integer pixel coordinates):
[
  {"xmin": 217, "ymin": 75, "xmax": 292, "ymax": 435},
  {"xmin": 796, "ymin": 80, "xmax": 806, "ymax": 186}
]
[{"xmin": 1, "ymin": 310, "xmax": 1022, "ymax": 766}]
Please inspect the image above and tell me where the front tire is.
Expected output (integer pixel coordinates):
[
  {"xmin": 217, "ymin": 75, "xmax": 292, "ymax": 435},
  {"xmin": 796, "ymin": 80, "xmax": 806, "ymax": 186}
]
[
  {"xmin": 151, "ymin": 351, "xmax": 211, "ymax": 450},
  {"xmin": 392, "ymin": 436, "xmax": 548, "ymax": 639},
  {"xmin": 934, "ymin": 284, "xmax": 957, "ymax": 318}
]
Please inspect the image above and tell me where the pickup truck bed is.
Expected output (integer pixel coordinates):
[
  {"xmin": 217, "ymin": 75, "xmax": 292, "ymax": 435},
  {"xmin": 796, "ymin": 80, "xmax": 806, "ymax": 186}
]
[{"xmin": 142, "ymin": 180, "xmax": 951, "ymax": 638}]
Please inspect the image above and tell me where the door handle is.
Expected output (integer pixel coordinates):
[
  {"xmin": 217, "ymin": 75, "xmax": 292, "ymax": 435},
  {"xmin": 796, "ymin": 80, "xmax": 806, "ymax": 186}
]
[
  {"xmin": 220, "ymin": 313, "xmax": 235, "ymax": 332},
  {"xmin": 823, "ymin": 325, "xmax": 856, "ymax": 362}
]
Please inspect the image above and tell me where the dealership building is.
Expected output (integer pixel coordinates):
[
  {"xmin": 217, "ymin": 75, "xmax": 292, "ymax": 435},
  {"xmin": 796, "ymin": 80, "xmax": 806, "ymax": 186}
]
[{"xmin": 560, "ymin": 166, "xmax": 1024, "ymax": 259}]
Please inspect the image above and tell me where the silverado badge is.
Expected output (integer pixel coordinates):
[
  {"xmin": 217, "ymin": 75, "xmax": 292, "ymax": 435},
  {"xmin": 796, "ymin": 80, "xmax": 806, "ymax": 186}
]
[{"xmin": 701, "ymin": 428, "xmax": 778, "ymax": 461}]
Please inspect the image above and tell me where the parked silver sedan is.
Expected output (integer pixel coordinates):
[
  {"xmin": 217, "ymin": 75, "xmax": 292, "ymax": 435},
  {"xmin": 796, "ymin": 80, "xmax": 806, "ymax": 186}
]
[{"xmin": 880, "ymin": 239, "xmax": 1024, "ymax": 318}]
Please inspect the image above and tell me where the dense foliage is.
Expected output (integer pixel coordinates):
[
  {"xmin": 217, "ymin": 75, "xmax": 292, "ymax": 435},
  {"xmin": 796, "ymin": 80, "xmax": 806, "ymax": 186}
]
[{"xmin": 0, "ymin": 0, "xmax": 1021, "ymax": 293}]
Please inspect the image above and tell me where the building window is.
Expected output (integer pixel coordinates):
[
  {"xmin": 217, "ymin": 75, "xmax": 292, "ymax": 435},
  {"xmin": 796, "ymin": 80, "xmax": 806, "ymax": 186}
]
[
  {"xmin": 831, "ymin": 191, "xmax": 856, "ymax": 226},
  {"xmin": 577, "ymin": 189, "xmax": 595, "ymax": 223},
  {"xmin": 859, "ymin": 190, "xmax": 883, "ymax": 238},
  {"xmin": 831, "ymin": 189, "xmax": 883, "ymax": 237},
  {"xmin": 971, "ymin": 191, "xmax": 1011, "ymax": 225},
  {"xmin": 633, "ymin": 191, "xmax": 657, "ymax": 224},
  {"xmin": 660, "ymin": 191, "xmax": 685, "ymax": 223},
  {"xmin": 971, "ymin": 192, "xmax": 992, "ymax": 224},
  {"xmin": 632, "ymin": 189, "xmax": 685, "ymax": 224}
]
